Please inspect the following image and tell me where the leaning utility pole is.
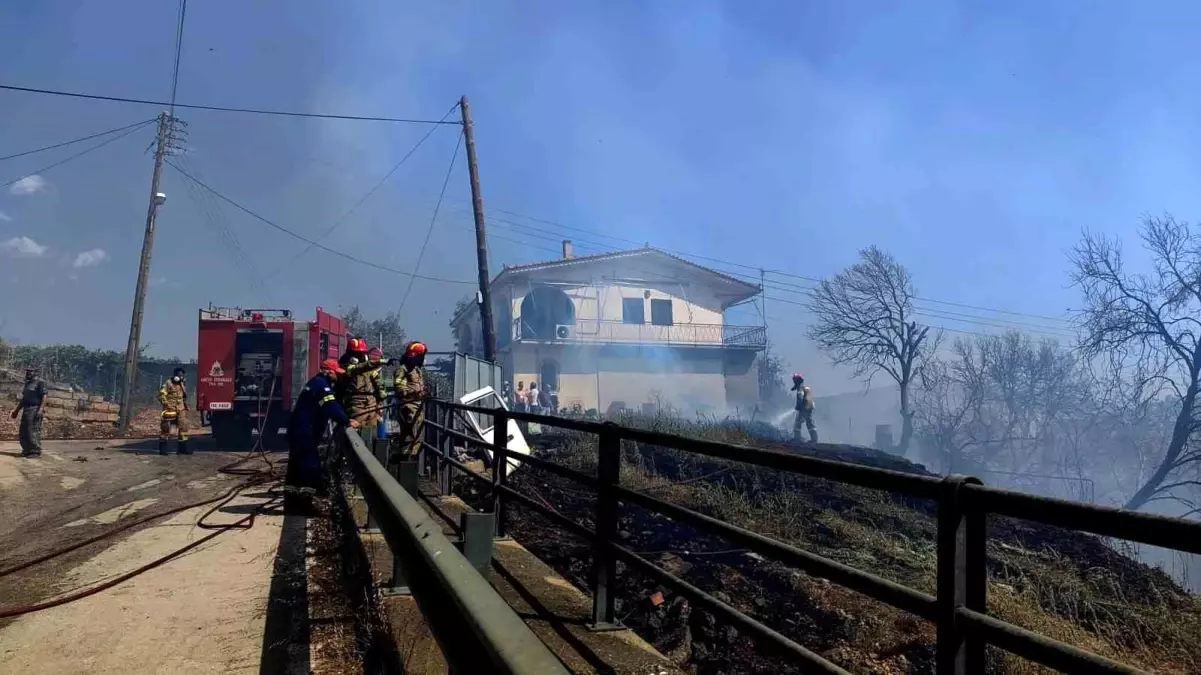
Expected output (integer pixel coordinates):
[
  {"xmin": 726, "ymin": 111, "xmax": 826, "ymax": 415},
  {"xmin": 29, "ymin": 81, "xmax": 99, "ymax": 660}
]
[
  {"xmin": 460, "ymin": 95, "xmax": 497, "ymax": 362},
  {"xmin": 117, "ymin": 112, "xmax": 171, "ymax": 431}
]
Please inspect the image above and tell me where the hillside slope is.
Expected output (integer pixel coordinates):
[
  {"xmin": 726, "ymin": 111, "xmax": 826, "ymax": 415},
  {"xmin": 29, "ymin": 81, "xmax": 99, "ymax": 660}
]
[{"xmin": 459, "ymin": 417, "xmax": 1201, "ymax": 674}]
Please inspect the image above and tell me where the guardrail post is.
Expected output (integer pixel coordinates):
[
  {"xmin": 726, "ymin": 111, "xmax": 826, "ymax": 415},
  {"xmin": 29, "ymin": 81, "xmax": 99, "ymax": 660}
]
[
  {"xmin": 360, "ymin": 438, "xmax": 390, "ymax": 534},
  {"xmin": 590, "ymin": 424, "xmax": 620, "ymax": 630},
  {"xmin": 491, "ymin": 410, "xmax": 509, "ymax": 539},
  {"xmin": 396, "ymin": 460, "xmax": 419, "ymax": 498},
  {"xmin": 439, "ymin": 403, "xmax": 452, "ymax": 495},
  {"xmin": 936, "ymin": 475, "xmax": 985, "ymax": 675},
  {"xmin": 458, "ymin": 511, "xmax": 495, "ymax": 573}
]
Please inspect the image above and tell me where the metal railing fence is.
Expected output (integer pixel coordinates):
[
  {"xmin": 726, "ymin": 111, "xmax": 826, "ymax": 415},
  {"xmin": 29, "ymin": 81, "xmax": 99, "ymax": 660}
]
[
  {"xmin": 419, "ymin": 396, "xmax": 1201, "ymax": 675},
  {"xmin": 512, "ymin": 318, "xmax": 767, "ymax": 349},
  {"xmin": 338, "ymin": 427, "xmax": 569, "ymax": 675}
]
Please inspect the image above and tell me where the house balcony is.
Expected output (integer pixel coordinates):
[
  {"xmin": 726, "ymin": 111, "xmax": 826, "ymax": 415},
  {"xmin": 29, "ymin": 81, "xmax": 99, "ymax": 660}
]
[{"xmin": 511, "ymin": 319, "xmax": 766, "ymax": 350}]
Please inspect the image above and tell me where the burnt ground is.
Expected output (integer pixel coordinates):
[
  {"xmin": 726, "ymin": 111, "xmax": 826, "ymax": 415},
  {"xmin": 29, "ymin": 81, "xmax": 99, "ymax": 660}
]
[{"xmin": 454, "ymin": 422, "xmax": 1201, "ymax": 675}]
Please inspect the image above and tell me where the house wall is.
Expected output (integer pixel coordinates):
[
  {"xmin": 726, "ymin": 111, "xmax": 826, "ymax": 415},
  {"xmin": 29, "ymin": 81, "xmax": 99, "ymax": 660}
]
[
  {"xmin": 499, "ymin": 256, "xmax": 727, "ymax": 326},
  {"xmin": 508, "ymin": 343, "xmax": 728, "ymax": 413}
]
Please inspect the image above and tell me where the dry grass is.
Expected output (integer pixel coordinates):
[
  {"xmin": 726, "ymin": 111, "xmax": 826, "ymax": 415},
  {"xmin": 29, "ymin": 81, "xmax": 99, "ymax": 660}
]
[{"xmin": 533, "ymin": 414, "xmax": 1201, "ymax": 674}]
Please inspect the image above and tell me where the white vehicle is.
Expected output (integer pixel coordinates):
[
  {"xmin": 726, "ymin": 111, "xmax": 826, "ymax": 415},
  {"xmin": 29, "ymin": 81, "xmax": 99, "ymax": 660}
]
[{"xmin": 459, "ymin": 385, "xmax": 530, "ymax": 475}]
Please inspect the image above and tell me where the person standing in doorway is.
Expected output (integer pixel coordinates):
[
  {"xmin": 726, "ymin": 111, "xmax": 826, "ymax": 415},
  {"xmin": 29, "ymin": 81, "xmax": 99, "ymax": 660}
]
[
  {"xmin": 528, "ymin": 381, "xmax": 542, "ymax": 415},
  {"xmin": 10, "ymin": 367, "xmax": 46, "ymax": 458},
  {"xmin": 514, "ymin": 381, "xmax": 528, "ymax": 413}
]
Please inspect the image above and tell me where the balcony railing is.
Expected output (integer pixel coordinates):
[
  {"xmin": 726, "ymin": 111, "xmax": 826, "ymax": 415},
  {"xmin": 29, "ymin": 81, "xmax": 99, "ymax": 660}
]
[{"xmin": 512, "ymin": 319, "xmax": 766, "ymax": 349}]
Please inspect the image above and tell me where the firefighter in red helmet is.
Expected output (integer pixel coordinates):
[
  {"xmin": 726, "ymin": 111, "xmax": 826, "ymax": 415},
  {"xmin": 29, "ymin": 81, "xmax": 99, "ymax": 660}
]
[
  {"xmin": 392, "ymin": 341, "xmax": 427, "ymax": 460},
  {"xmin": 791, "ymin": 373, "xmax": 817, "ymax": 443},
  {"xmin": 339, "ymin": 336, "xmax": 382, "ymax": 432}
]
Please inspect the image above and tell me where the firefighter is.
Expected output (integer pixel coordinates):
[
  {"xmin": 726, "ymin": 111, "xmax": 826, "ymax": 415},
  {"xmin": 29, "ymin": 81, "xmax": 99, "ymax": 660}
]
[
  {"xmin": 286, "ymin": 359, "xmax": 359, "ymax": 508},
  {"xmin": 392, "ymin": 341, "xmax": 426, "ymax": 460},
  {"xmin": 9, "ymin": 367, "xmax": 46, "ymax": 458},
  {"xmin": 158, "ymin": 367, "xmax": 191, "ymax": 455},
  {"xmin": 339, "ymin": 337, "xmax": 381, "ymax": 429},
  {"xmin": 790, "ymin": 373, "xmax": 818, "ymax": 443},
  {"xmin": 367, "ymin": 346, "xmax": 387, "ymax": 417}
]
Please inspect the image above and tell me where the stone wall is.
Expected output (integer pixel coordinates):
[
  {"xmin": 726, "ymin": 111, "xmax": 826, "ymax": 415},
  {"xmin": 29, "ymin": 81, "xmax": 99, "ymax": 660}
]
[{"xmin": 0, "ymin": 369, "xmax": 119, "ymax": 425}]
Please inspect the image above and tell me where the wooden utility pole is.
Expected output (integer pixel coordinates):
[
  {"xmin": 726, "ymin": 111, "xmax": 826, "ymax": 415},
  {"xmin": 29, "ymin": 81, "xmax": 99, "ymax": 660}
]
[
  {"xmin": 460, "ymin": 95, "xmax": 497, "ymax": 362},
  {"xmin": 117, "ymin": 112, "xmax": 170, "ymax": 431}
]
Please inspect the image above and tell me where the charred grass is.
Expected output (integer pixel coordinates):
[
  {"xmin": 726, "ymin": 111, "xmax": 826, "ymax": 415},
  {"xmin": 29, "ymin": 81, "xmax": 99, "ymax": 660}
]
[{"xmin": 456, "ymin": 415, "xmax": 1201, "ymax": 674}]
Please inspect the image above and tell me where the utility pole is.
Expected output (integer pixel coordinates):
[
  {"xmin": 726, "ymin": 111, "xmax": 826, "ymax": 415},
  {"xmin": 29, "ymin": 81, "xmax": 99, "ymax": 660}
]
[
  {"xmin": 460, "ymin": 95, "xmax": 497, "ymax": 362},
  {"xmin": 760, "ymin": 268, "xmax": 769, "ymax": 400},
  {"xmin": 117, "ymin": 112, "xmax": 171, "ymax": 431}
]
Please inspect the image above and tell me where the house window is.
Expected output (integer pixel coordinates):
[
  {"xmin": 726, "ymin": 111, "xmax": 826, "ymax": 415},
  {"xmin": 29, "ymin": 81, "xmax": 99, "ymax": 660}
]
[
  {"xmin": 622, "ymin": 297, "xmax": 645, "ymax": 324},
  {"xmin": 650, "ymin": 299, "xmax": 673, "ymax": 326}
]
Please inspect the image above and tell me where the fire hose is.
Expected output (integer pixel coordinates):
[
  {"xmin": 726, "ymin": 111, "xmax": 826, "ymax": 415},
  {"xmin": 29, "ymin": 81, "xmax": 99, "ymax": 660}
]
[{"xmin": 0, "ymin": 377, "xmax": 285, "ymax": 620}]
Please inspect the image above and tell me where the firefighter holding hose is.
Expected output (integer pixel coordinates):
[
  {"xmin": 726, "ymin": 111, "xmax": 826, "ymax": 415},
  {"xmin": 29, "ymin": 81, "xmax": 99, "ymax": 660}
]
[
  {"xmin": 392, "ymin": 341, "xmax": 426, "ymax": 460},
  {"xmin": 339, "ymin": 337, "xmax": 383, "ymax": 432},
  {"xmin": 158, "ymin": 367, "xmax": 191, "ymax": 456},
  {"xmin": 791, "ymin": 373, "xmax": 818, "ymax": 443},
  {"xmin": 286, "ymin": 358, "xmax": 360, "ymax": 510}
]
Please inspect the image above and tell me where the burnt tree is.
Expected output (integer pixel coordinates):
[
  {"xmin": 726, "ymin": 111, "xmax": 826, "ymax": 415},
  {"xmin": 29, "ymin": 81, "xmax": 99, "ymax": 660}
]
[
  {"xmin": 1070, "ymin": 215, "xmax": 1201, "ymax": 511},
  {"xmin": 808, "ymin": 246, "xmax": 936, "ymax": 455}
]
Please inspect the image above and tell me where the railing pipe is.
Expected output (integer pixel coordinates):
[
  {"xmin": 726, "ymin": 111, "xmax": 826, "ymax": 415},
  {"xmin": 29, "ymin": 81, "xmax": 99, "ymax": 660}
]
[{"xmin": 340, "ymin": 428, "xmax": 568, "ymax": 674}]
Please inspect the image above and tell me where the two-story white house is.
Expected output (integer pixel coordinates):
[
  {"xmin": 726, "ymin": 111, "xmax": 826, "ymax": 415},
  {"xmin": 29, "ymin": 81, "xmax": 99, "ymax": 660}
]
[{"xmin": 450, "ymin": 242, "xmax": 766, "ymax": 415}]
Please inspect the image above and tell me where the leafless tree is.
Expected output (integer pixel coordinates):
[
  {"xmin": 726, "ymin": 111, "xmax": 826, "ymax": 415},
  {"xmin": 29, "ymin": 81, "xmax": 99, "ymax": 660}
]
[
  {"xmin": 1070, "ymin": 215, "xmax": 1201, "ymax": 511},
  {"xmin": 808, "ymin": 246, "xmax": 938, "ymax": 454},
  {"xmin": 915, "ymin": 332, "xmax": 1088, "ymax": 475}
]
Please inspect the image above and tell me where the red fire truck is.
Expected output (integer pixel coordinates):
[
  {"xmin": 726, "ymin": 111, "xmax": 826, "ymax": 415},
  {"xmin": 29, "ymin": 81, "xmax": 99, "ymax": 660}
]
[{"xmin": 197, "ymin": 305, "xmax": 346, "ymax": 450}]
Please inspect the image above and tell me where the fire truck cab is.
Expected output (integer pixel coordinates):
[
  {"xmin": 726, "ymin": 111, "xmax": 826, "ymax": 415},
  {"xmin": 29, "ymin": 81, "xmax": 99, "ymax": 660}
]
[{"xmin": 196, "ymin": 305, "xmax": 346, "ymax": 450}]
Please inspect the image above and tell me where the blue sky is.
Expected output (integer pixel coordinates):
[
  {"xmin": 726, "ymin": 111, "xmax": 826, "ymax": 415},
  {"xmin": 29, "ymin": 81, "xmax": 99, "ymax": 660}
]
[{"xmin": 1, "ymin": 1, "xmax": 1199, "ymax": 394}]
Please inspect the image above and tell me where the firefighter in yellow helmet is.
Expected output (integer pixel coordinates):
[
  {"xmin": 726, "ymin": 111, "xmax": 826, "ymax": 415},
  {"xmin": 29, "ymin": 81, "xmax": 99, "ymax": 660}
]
[
  {"xmin": 158, "ymin": 367, "xmax": 191, "ymax": 455},
  {"xmin": 392, "ymin": 341, "xmax": 427, "ymax": 460},
  {"xmin": 339, "ymin": 337, "xmax": 383, "ymax": 430},
  {"xmin": 791, "ymin": 373, "xmax": 817, "ymax": 443}
]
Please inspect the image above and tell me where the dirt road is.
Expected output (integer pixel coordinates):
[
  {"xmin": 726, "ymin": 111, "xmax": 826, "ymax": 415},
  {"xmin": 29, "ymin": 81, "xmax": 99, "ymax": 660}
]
[{"xmin": 0, "ymin": 437, "xmax": 331, "ymax": 674}]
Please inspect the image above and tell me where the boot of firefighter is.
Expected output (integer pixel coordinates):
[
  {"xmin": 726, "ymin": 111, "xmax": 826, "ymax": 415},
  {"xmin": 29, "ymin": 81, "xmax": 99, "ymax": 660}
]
[
  {"xmin": 177, "ymin": 439, "xmax": 192, "ymax": 455},
  {"xmin": 809, "ymin": 429, "xmax": 819, "ymax": 443},
  {"xmin": 157, "ymin": 439, "xmax": 169, "ymax": 456}
]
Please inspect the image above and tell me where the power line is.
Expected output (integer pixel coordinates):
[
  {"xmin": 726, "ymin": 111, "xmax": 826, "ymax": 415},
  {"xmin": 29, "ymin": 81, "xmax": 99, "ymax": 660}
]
[
  {"xmin": 762, "ymin": 293, "xmax": 1075, "ymax": 339},
  {"xmin": 471, "ymin": 202, "xmax": 1077, "ymax": 326},
  {"xmin": 168, "ymin": 0, "xmax": 188, "ymax": 115},
  {"xmin": 476, "ymin": 218, "xmax": 1076, "ymax": 336},
  {"xmin": 0, "ymin": 119, "xmax": 157, "ymax": 162},
  {"xmin": 164, "ymin": 159, "xmax": 475, "ymax": 285},
  {"xmin": 0, "ymin": 83, "xmax": 461, "ymax": 125},
  {"xmin": 400, "ymin": 129, "xmax": 464, "ymax": 314},
  {"xmin": 266, "ymin": 101, "xmax": 462, "ymax": 278},
  {"xmin": 3, "ymin": 119, "xmax": 156, "ymax": 188}
]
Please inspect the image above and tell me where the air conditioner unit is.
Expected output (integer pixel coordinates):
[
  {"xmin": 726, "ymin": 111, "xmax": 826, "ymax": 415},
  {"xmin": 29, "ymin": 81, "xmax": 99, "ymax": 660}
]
[{"xmin": 554, "ymin": 324, "xmax": 573, "ymax": 340}]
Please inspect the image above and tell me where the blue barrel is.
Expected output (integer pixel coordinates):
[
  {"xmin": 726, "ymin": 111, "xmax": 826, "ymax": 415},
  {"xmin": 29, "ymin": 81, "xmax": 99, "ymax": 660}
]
[{"xmin": 376, "ymin": 407, "xmax": 389, "ymax": 439}]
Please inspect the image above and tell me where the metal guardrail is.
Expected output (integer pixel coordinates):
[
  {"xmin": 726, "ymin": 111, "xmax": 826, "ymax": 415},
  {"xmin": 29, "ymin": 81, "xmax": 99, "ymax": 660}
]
[
  {"xmin": 420, "ymin": 397, "xmax": 1201, "ymax": 675},
  {"xmin": 338, "ymin": 428, "xmax": 569, "ymax": 675}
]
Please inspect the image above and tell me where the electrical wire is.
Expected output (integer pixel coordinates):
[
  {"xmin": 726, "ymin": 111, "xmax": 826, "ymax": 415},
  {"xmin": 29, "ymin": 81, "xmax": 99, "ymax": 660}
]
[
  {"xmin": 464, "ymin": 201, "xmax": 1078, "ymax": 326},
  {"xmin": 265, "ymin": 101, "xmax": 462, "ymax": 278},
  {"xmin": 165, "ymin": 159, "xmax": 476, "ymax": 285},
  {"xmin": 0, "ymin": 119, "xmax": 157, "ymax": 162},
  {"xmin": 173, "ymin": 154, "xmax": 265, "ymax": 292},
  {"xmin": 168, "ymin": 0, "xmax": 188, "ymax": 115},
  {"xmin": 0, "ymin": 83, "xmax": 461, "ymax": 125},
  {"xmin": 399, "ymin": 129, "xmax": 464, "ymax": 314},
  {"xmin": 2, "ymin": 119, "xmax": 156, "ymax": 188}
]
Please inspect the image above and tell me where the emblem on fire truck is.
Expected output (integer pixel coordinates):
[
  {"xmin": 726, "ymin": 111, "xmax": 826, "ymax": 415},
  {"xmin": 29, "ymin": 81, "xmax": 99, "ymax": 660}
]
[{"xmin": 209, "ymin": 361, "xmax": 225, "ymax": 378}]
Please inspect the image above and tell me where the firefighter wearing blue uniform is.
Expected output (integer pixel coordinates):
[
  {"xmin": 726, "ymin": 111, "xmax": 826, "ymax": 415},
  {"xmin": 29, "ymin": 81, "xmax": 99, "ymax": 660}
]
[{"xmin": 286, "ymin": 358, "xmax": 360, "ymax": 500}]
